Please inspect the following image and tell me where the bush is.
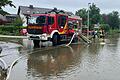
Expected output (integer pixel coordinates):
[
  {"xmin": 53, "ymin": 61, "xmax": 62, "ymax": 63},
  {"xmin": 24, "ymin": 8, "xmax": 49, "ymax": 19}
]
[
  {"xmin": 100, "ymin": 24, "xmax": 110, "ymax": 32},
  {"xmin": 109, "ymin": 29, "xmax": 120, "ymax": 34},
  {"xmin": 0, "ymin": 25, "xmax": 23, "ymax": 35},
  {"xmin": 0, "ymin": 16, "xmax": 26, "ymax": 35},
  {"xmin": 12, "ymin": 16, "xmax": 23, "ymax": 26}
]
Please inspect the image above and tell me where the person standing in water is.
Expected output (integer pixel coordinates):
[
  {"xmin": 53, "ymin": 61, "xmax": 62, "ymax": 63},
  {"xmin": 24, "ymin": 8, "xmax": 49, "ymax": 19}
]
[{"xmin": 99, "ymin": 28, "xmax": 105, "ymax": 42}]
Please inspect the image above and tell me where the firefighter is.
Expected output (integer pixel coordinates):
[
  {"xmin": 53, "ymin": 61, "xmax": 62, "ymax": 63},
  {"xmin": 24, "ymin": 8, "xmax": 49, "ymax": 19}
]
[
  {"xmin": 99, "ymin": 28, "xmax": 105, "ymax": 42},
  {"xmin": 99, "ymin": 29, "xmax": 104, "ymax": 38},
  {"xmin": 93, "ymin": 30, "xmax": 98, "ymax": 38}
]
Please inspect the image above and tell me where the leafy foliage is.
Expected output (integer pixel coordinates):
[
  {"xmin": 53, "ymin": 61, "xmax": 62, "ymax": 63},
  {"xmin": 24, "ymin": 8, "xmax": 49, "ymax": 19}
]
[
  {"xmin": 75, "ymin": 3, "xmax": 101, "ymax": 30},
  {"xmin": 75, "ymin": 8, "xmax": 87, "ymax": 25},
  {"xmin": 100, "ymin": 24, "xmax": 110, "ymax": 32},
  {"xmin": 12, "ymin": 16, "xmax": 23, "ymax": 26},
  {"xmin": 0, "ymin": 0, "xmax": 15, "ymax": 15},
  {"xmin": 0, "ymin": 16, "xmax": 23, "ymax": 35},
  {"xmin": 76, "ymin": 3, "xmax": 120, "ymax": 32},
  {"xmin": 89, "ymin": 3, "xmax": 101, "ymax": 25},
  {"xmin": 0, "ymin": 0, "xmax": 15, "ymax": 8},
  {"xmin": 107, "ymin": 11, "xmax": 120, "ymax": 29},
  {"xmin": 0, "ymin": 9, "xmax": 9, "ymax": 15}
]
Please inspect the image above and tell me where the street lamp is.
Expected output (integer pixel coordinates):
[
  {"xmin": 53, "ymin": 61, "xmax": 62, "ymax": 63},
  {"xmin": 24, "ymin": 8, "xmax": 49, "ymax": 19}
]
[{"xmin": 87, "ymin": 3, "xmax": 91, "ymax": 38}]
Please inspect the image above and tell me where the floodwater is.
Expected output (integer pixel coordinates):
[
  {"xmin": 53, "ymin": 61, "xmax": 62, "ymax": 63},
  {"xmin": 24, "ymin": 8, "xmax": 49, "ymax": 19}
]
[{"xmin": 0, "ymin": 34, "xmax": 120, "ymax": 80}]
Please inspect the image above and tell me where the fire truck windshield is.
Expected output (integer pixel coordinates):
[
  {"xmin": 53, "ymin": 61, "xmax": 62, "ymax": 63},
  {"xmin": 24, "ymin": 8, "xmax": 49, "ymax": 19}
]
[{"xmin": 28, "ymin": 16, "xmax": 46, "ymax": 25}]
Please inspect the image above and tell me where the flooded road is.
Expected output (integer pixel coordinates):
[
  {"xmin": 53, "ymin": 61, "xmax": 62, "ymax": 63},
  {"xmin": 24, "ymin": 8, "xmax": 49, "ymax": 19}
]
[{"xmin": 0, "ymin": 34, "xmax": 120, "ymax": 80}]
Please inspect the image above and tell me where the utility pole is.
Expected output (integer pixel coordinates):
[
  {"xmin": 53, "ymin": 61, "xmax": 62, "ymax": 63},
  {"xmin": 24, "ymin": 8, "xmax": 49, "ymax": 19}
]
[{"xmin": 87, "ymin": 3, "xmax": 91, "ymax": 38}]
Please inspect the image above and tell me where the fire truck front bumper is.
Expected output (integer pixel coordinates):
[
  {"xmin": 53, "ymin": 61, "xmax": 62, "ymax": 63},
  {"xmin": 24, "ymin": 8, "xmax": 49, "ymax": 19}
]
[{"xmin": 27, "ymin": 34, "xmax": 50, "ymax": 41}]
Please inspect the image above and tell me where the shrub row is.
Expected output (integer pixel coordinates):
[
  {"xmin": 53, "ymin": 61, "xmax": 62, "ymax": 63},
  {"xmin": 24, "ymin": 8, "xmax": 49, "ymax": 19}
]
[{"xmin": 0, "ymin": 25, "xmax": 26, "ymax": 35}]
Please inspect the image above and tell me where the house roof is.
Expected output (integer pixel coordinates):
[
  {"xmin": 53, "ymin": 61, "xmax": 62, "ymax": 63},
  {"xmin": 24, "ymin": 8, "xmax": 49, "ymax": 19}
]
[
  {"xmin": 6, "ymin": 14, "xmax": 18, "ymax": 17},
  {"xmin": 17, "ymin": 5, "xmax": 74, "ymax": 16}
]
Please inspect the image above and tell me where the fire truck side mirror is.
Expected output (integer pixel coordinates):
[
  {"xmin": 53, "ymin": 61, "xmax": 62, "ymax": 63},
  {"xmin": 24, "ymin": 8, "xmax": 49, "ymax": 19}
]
[
  {"xmin": 26, "ymin": 15, "xmax": 31, "ymax": 24},
  {"xmin": 26, "ymin": 15, "xmax": 31, "ymax": 19}
]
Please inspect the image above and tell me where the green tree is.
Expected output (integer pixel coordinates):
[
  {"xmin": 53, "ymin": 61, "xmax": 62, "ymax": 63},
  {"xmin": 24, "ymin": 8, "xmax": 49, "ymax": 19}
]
[
  {"xmin": 13, "ymin": 16, "xmax": 23, "ymax": 26},
  {"xmin": 100, "ymin": 24, "xmax": 110, "ymax": 32},
  {"xmin": 0, "ymin": 0, "xmax": 15, "ymax": 8},
  {"xmin": 75, "ymin": 3, "xmax": 101, "ymax": 30},
  {"xmin": 89, "ymin": 3, "xmax": 101, "ymax": 29},
  {"xmin": 0, "ymin": 0, "xmax": 15, "ymax": 15},
  {"xmin": 75, "ymin": 8, "xmax": 87, "ymax": 25},
  {"xmin": 108, "ymin": 11, "xmax": 120, "ymax": 29},
  {"xmin": 101, "ymin": 14, "xmax": 109, "ymax": 24},
  {"xmin": 0, "ymin": 9, "xmax": 9, "ymax": 15}
]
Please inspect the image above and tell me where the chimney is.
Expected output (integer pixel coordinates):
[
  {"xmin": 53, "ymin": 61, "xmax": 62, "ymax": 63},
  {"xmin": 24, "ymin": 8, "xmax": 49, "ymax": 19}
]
[{"xmin": 29, "ymin": 5, "xmax": 33, "ymax": 9}]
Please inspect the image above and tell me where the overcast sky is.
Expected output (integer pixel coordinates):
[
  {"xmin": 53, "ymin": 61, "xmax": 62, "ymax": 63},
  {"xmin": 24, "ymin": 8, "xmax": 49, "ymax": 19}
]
[{"xmin": 2, "ymin": 0, "xmax": 120, "ymax": 14}]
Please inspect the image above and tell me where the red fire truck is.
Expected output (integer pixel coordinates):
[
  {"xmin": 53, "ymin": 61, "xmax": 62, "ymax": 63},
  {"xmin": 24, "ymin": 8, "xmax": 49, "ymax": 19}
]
[{"xmin": 27, "ymin": 9, "xmax": 82, "ymax": 47}]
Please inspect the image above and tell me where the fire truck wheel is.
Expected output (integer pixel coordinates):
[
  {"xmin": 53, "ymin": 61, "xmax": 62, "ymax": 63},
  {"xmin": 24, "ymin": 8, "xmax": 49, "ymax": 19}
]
[
  {"xmin": 33, "ymin": 40, "xmax": 40, "ymax": 47},
  {"xmin": 52, "ymin": 34, "xmax": 60, "ymax": 46}
]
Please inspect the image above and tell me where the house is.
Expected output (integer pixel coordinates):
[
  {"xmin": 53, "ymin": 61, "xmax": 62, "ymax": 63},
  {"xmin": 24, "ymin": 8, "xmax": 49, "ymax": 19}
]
[
  {"xmin": 6, "ymin": 14, "xmax": 18, "ymax": 23},
  {"xmin": 17, "ymin": 5, "xmax": 74, "ymax": 26},
  {"xmin": 0, "ymin": 14, "xmax": 18, "ymax": 25},
  {"xmin": 0, "ymin": 14, "xmax": 7, "ymax": 25}
]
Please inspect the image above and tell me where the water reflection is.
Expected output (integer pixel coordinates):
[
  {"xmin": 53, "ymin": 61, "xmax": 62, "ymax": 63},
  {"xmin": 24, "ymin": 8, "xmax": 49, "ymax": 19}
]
[
  {"xmin": 26, "ymin": 40, "xmax": 111, "ymax": 80},
  {"xmin": 27, "ymin": 45, "xmax": 84, "ymax": 79},
  {"xmin": 0, "ymin": 34, "xmax": 120, "ymax": 80}
]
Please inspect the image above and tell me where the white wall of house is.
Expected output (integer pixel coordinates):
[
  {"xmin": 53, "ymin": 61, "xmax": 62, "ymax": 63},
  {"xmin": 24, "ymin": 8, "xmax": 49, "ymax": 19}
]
[{"xmin": 19, "ymin": 11, "xmax": 27, "ymax": 26}]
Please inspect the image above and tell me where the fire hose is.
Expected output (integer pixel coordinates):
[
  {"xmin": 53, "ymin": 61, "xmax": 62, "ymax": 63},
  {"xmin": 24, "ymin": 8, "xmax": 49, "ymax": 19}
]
[
  {"xmin": 66, "ymin": 31, "xmax": 91, "ymax": 46},
  {"xmin": 66, "ymin": 32, "xmax": 77, "ymax": 46},
  {"xmin": 0, "ymin": 31, "xmax": 92, "ymax": 80}
]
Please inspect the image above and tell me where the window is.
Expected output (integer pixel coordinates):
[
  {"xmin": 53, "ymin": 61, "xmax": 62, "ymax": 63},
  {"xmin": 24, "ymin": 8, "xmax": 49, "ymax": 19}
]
[
  {"xmin": 48, "ymin": 17, "xmax": 54, "ymax": 25},
  {"xmin": 58, "ymin": 16, "xmax": 67, "ymax": 28},
  {"xmin": 28, "ymin": 16, "xmax": 38, "ymax": 24},
  {"xmin": 28, "ymin": 16, "xmax": 46, "ymax": 25},
  {"xmin": 36, "ymin": 16, "xmax": 46, "ymax": 24}
]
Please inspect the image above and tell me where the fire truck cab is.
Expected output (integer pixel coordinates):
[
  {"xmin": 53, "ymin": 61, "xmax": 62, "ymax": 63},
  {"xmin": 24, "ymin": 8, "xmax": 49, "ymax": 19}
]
[{"xmin": 27, "ymin": 9, "xmax": 81, "ymax": 46}]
